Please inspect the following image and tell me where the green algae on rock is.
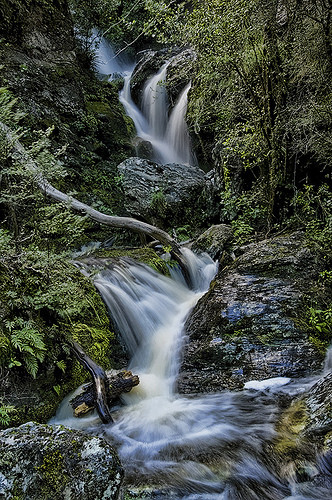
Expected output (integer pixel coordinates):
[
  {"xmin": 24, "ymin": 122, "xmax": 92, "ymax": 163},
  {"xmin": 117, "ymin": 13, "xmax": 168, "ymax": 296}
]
[{"xmin": 0, "ymin": 422, "xmax": 123, "ymax": 499}]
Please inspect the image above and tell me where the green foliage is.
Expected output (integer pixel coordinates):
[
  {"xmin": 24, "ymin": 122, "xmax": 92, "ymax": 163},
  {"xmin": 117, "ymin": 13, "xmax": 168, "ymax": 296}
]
[
  {"xmin": 290, "ymin": 184, "xmax": 332, "ymax": 257},
  {"xmin": 70, "ymin": 0, "xmax": 150, "ymax": 51},
  {"xmin": 174, "ymin": 225, "xmax": 192, "ymax": 242},
  {"xmin": 5, "ymin": 318, "xmax": 46, "ymax": 378},
  {"xmin": 0, "ymin": 87, "xmax": 25, "ymax": 126},
  {"xmin": 307, "ymin": 307, "xmax": 332, "ymax": 337},
  {"xmin": 139, "ymin": 0, "xmax": 331, "ymax": 231},
  {"xmin": 150, "ymin": 188, "xmax": 167, "ymax": 217},
  {"xmin": 306, "ymin": 306, "xmax": 332, "ymax": 353},
  {"xmin": 0, "ymin": 401, "xmax": 15, "ymax": 427}
]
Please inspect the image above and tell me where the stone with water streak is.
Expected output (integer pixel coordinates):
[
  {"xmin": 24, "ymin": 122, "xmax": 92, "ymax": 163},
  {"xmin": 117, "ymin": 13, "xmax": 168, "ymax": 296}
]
[{"xmin": 0, "ymin": 422, "xmax": 123, "ymax": 499}]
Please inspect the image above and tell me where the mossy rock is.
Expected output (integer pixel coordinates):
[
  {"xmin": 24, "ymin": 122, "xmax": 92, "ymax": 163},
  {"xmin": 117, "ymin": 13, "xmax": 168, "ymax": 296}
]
[
  {"xmin": 92, "ymin": 246, "xmax": 171, "ymax": 276},
  {"xmin": 0, "ymin": 422, "xmax": 123, "ymax": 499}
]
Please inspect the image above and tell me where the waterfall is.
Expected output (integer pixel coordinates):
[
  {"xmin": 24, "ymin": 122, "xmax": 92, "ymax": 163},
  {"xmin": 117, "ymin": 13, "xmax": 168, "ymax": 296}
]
[
  {"xmin": 49, "ymin": 33, "xmax": 331, "ymax": 500},
  {"xmin": 164, "ymin": 82, "xmax": 196, "ymax": 166},
  {"xmin": 141, "ymin": 62, "xmax": 170, "ymax": 139},
  {"xmin": 94, "ymin": 249, "xmax": 216, "ymax": 399},
  {"xmin": 91, "ymin": 29, "xmax": 126, "ymax": 78},
  {"xmin": 92, "ymin": 33, "xmax": 195, "ymax": 165},
  {"xmin": 51, "ymin": 251, "xmax": 331, "ymax": 498},
  {"xmin": 324, "ymin": 344, "xmax": 332, "ymax": 374}
]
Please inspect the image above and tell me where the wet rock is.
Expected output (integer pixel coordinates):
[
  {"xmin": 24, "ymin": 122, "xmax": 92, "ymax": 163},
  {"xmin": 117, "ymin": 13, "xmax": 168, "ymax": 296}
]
[
  {"xmin": 178, "ymin": 232, "xmax": 327, "ymax": 393},
  {"xmin": 303, "ymin": 371, "xmax": 332, "ymax": 439},
  {"xmin": 133, "ymin": 137, "xmax": 154, "ymax": 160},
  {"xmin": 0, "ymin": 422, "xmax": 123, "ymax": 499},
  {"xmin": 271, "ymin": 371, "xmax": 332, "ymax": 495},
  {"xmin": 192, "ymin": 224, "xmax": 233, "ymax": 259},
  {"xmin": 117, "ymin": 157, "xmax": 210, "ymax": 227},
  {"xmin": 131, "ymin": 48, "xmax": 196, "ymax": 105}
]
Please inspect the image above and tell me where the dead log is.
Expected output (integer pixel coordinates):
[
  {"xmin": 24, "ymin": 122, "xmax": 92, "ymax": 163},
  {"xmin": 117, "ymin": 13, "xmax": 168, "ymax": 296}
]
[
  {"xmin": 70, "ymin": 369, "xmax": 140, "ymax": 418},
  {"xmin": 0, "ymin": 121, "xmax": 192, "ymax": 285},
  {"xmin": 70, "ymin": 341, "xmax": 114, "ymax": 424}
]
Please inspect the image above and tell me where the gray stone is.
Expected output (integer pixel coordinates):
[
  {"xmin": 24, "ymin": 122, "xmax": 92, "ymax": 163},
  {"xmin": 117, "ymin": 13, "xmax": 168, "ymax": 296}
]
[
  {"xmin": 0, "ymin": 422, "xmax": 123, "ymax": 499},
  {"xmin": 303, "ymin": 372, "xmax": 332, "ymax": 439},
  {"xmin": 192, "ymin": 224, "xmax": 233, "ymax": 259},
  {"xmin": 117, "ymin": 157, "xmax": 209, "ymax": 226},
  {"xmin": 132, "ymin": 137, "xmax": 154, "ymax": 160},
  {"xmin": 178, "ymin": 232, "xmax": 327, "ymax": 393}
]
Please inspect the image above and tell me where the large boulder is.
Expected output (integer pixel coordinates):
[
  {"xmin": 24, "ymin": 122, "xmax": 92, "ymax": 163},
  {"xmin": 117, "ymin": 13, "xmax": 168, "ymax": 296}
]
[
  {"xmin": 117, "ymin": 157, "xmax": 211, "ymax": 227},
  {"xmin": 191, "ymin": 224, "xmax": 234, "ymax": 259},
  {"xmin": 303, "ymin": 371, "xmax": 332, "ymax": 440},
  {"xmin": 0, "ymin": 422, "xmax": 123, "ymax": 499},
  {"xmin": 178, "ymin": 232, "xmax": 329, "ymax": 393},
  {"xmin": 272, "ymin": 372, "xmax": 332, "ymax": 495}
]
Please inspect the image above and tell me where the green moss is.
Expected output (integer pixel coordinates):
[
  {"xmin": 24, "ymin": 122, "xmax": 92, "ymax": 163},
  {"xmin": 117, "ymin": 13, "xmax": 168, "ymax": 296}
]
[
  {"xmin": 275, "ymin": 400, "xmax": 308, "ymax": 457},
  {"xmin": 35, "ymin": 449, "xmax": 69, "ymax": 495},
  {"xmin": 86, "ymin": 100, "xmax": 114, "ymax": 118},
  {"xmin": 93, "ymin": 246, "xmax": 171, "ymax": 276}
]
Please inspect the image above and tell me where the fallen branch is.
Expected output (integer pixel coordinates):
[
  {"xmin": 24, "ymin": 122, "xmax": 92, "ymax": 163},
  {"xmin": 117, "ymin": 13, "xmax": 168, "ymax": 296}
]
[
  {"xmin": 70, "ymin": 369, "xmax": 140, "ymax": 418},
  {"xmin": 0, "ymin": 121, "xmax": 191, "ymax": 284},
  {"xmin": 70, "ymin": 341, "xmax": 114, "ymax": 424}
]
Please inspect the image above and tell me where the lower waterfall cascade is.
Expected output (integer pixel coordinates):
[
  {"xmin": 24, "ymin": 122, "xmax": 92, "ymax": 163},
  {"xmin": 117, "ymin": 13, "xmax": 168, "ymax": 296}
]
[{"xmin": 51, "ymin": 249, "xmax": 331, "ymax": 499}]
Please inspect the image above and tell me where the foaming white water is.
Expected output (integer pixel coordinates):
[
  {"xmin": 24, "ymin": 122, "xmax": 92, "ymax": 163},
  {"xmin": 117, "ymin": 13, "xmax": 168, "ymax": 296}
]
[
  {"xmin": 323, "ymin": 344, "xmax": 332, "ymax": 374},
  {"xmin": 91, "ymin": 29, "xmax": 130, "ymax": 78},
  {"xmin": 92, "ymin": 33, "xmax": 196, "ymax": 165},
  {"xmin": 49, "ymin": 385, "xmax": 100, "ymax": 430},
  {"xmin": 94, "ymin": 251, "xmax": 216, "ymax": 400},
  {"xmin": 141, "ymin": 62, "xmax": 170, "ymax": 139},
  {"xmin": 165, "ymin": 82, "xmax": 196, "ymax": 166},
  {"xmin": 51, "ymin": 250, "xmax": 332, "ymax": 498}
]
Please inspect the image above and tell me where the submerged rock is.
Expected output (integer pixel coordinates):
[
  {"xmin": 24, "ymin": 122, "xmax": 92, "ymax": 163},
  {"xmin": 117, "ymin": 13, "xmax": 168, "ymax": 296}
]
[
  {"xmin": 117, "ymin": 157, "xmax": 211, "ymax": 227},
  {"xmin": 0, "ymin": 422, "xmax": 123, "ymax": 499},
  {"xmin": 178, "ymin": 232, "xmax": 328, "ymax": 393}
]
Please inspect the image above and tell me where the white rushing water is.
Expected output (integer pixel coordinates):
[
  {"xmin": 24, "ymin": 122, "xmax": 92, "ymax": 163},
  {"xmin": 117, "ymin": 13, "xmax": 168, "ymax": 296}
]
[
  {"xmin": 51, "ymin": 250, "xmax": 330, "ymax": 498},
  {"xmin": 92, "ymin": 32, "xmax": 195, "ymax": 165}
]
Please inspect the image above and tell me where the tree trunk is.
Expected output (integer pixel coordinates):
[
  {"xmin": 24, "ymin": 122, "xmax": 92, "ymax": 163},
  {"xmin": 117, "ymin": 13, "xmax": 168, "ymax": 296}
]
[{"xmin": 70, "ymin": 341, "xmax": 114, "ymax": 423}]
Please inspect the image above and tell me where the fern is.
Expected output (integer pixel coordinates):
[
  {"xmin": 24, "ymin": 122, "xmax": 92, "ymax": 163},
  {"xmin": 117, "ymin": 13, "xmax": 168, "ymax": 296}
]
[
  {"xmin": 0, "ymin": 401, "xmax": 15, "ymax": 427},
  {"xmin": 22, "ymin": 353, "xmax": 39, "ymax": 378},
  {"xmin": 56, "ymin": 360, "xmax": 66, "ymax": 373},
  {"xmin": 8, "ymin": 319, "xmax": 46, "ymax": 378}
]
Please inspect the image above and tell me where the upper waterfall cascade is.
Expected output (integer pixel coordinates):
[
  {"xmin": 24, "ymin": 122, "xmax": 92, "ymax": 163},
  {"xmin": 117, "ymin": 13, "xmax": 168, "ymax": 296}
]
[{"xmin": 93, "ymin": 33, "xmax": 196, "ymax": 165}]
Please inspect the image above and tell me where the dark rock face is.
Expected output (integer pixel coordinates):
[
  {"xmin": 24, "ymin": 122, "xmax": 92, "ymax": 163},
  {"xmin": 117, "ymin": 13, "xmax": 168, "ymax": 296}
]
[
  {"xmin": 191, "ymin": 224, "xmax": 233, "ymax": 259},
  {"xmin": 0, "ymin": 422, "xmax": 123, "ymax": 499},
  {"xmin": 0, "ymin": 0, "xmax": 84, "ymax": 119},
  {"xmin": 178, "ymin": 232, "xmax": 327, "ymax": 393},
  {"xmin": 0, "ymin": 0, "xmax": 134, "ymax": 164},
  {"xmin": 117, "ymin": 157, "xmax": 211, "ymax": 227},
  {"xmin": 131, "ymin": 47, "xmax": 196, "ymax": 105}
]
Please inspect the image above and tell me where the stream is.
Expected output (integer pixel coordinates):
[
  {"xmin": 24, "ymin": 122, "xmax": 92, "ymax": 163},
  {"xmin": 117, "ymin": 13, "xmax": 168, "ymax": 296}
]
[
  {"xmin": 51, "ymin": 35, "xmax": 330, "ymax": 499},
  {"xmin": 51, "ymin": 250, "xmax": 330, "ymax": 499}
]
